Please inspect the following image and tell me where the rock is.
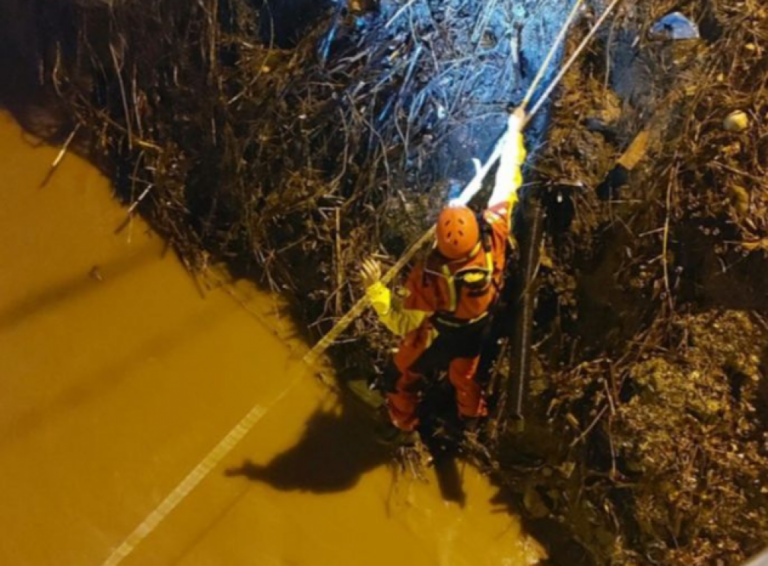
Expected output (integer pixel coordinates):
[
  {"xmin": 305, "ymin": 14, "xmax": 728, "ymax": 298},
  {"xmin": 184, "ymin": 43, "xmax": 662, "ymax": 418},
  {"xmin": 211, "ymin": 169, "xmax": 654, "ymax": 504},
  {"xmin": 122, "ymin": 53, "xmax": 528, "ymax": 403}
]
[
  {"xmin": 724, "ymin": 110, "xmax": 750, "ymax": 132},
  {"xmin": 650, "ymin": 12, "xmax": 700, "ymax": 41}
]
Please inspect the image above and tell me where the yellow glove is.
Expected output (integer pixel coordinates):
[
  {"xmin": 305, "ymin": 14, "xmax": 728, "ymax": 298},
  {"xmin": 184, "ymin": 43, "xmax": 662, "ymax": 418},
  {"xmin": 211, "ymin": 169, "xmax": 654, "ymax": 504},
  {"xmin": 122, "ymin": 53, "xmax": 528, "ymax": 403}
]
[
  {"xmin": 362, "ymin": 257, "xmax": 428, "ymax": 337},
  {"xmin": 362, "ymin": 258, "xmax": 392, "ymax": 319}
]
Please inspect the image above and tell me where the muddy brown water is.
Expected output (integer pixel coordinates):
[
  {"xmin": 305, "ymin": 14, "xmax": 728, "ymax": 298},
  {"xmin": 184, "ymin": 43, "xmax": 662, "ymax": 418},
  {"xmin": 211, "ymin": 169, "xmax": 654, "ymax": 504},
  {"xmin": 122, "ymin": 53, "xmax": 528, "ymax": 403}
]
[{"xmin": 0, "ymin": 112, "xmax": 543, "ymax": 566}]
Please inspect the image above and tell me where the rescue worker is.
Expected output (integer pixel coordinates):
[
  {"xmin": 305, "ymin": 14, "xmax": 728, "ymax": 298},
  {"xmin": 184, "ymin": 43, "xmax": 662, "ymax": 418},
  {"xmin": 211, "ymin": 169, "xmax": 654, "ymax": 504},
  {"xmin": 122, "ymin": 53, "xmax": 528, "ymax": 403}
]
[{"xmin": 361, "ymin": 107, "xmax": 528, "ymax": 442}]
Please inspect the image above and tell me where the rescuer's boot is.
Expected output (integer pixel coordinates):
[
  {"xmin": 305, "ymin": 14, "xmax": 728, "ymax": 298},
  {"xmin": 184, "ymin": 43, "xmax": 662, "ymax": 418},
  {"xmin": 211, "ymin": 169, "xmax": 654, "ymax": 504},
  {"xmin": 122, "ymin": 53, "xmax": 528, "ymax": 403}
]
[
  {"xmin": 461, "ymin": 416, "xmax": 487, "ymax": 450},
  {"xmin": 376, "ymin": 421, "xmax": 419, "ymax": 446}
]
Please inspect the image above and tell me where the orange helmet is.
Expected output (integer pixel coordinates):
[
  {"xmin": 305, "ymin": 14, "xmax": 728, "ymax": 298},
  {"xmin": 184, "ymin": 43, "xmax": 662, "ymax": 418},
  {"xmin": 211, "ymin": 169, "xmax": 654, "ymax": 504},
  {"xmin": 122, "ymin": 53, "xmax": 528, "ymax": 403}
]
[{"xmin": 436, "ymin": 206, "xmax": 480, "ymax": 260}]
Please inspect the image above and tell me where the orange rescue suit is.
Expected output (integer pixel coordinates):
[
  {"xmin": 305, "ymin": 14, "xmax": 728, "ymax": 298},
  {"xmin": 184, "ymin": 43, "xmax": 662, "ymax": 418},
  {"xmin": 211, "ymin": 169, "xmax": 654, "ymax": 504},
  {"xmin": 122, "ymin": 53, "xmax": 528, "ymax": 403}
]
[
  {"xmin": 366, "ymin": 129, "xmax": 526, "ymax": 431},
  {"xmin": 384, "ymin": 204, "xmax": 513, "ymax": 430}
]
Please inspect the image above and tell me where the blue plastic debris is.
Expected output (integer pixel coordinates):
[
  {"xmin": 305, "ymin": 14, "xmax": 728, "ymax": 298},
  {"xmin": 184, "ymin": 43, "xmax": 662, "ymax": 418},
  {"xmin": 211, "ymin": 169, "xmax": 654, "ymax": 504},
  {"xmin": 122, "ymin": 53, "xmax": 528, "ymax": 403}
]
[{"xmin": 650, "ymin": 12, "xmax": 701, "ymax": 41}]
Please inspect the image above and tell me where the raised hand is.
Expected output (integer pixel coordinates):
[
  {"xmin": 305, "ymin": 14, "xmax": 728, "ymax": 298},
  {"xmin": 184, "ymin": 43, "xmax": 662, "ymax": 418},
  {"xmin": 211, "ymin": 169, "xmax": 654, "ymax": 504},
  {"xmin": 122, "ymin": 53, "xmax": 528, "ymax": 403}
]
[{"xmin": 361, "ymin": 257, "xmax": 382, "ymax": 289}]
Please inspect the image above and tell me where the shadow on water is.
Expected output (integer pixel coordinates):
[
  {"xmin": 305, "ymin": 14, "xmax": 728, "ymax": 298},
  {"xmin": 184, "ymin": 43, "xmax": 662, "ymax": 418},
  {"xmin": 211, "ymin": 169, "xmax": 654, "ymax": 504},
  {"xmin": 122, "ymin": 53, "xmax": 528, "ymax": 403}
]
[
  {"xmin": 431, "ymin": 450, "xmax": 467, "ymax": 507},
  {"xmin": 225, "ymin": 391, "xmax": 468, "ymax": 505},
  {"xmin": 224, "ymin": 396, "xmax": 389, "ymax": 493}
]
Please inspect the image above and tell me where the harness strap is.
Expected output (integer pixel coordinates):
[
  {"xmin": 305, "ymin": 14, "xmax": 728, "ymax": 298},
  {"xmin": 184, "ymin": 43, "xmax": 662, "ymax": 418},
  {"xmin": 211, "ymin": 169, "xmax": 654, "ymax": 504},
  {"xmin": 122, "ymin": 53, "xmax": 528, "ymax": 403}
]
[
  {"xmin": 431, "ymin": 310, "xmax": 489, "ymax": 330},
  {"xmin": 441, "ymin": 263, "xmax": 458, "ymax": 312}
]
